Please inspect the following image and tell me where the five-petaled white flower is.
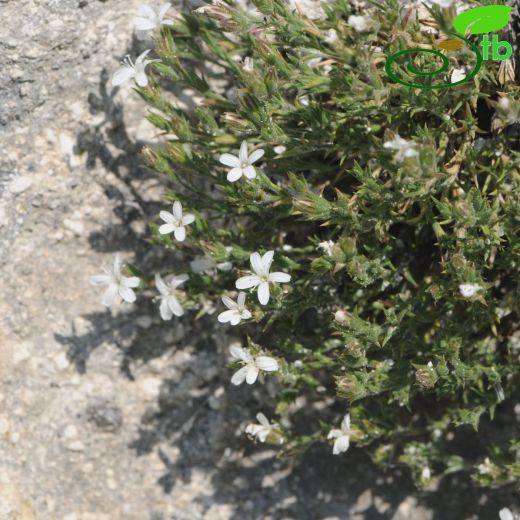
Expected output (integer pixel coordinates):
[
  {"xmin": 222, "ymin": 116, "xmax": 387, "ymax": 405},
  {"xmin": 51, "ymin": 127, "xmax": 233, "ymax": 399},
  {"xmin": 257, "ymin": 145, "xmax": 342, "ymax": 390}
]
[
  {"xmin": 459, "ymin": 283, "xmax": 481, "ymax": 298},
  {"xmin": 327, "ymin": 413, "xmax": 351, "ymax": 455},
  {"xmin": 158, "ymin": 201, "xmax": 195, "ymax": 242},
  {"xmin": 112, "ymin": 50, "xmax": 158, "ymax": 87},
  {"xmin": 90, "ymin": 254, "xmax": 140, "ymax": 306},
  {"xmin": 218, "ymin": 292, "xmax": 252, "ymax": 325},
  {"xmin": 499, "ymin": 508, "xmax": 516, "ymax": 520},
  {"xmin": 134, "ymin": 3, "xmax": 174, "ymax": 33},
  {"xmin": 245, "ymin": 412, "xmax": 274, "ymax": 442},
  {"xmin": 383, "ymin": 135, "xmax": 419, "ymax": 163},
  {"xmin": 155, "ymin": 273, "xmax": 188, "ymax": 320},
  {"xmin": 218, "ymin": 141, "xmax": 265, "ymax": 182},
  {"xmin": 229, "ymin": 343, "xmax": 279, "ymax": 385},
  {"xmin": 236, "ymin": 251, "xmax": 291, "ymax": 305}
]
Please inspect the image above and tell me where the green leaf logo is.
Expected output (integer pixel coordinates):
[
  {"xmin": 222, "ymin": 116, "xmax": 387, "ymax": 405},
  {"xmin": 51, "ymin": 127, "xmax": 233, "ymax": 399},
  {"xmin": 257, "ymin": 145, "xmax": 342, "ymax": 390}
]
[{"xmin": 453, "ymin": 5, "xmax": 512, "ymax": 35}]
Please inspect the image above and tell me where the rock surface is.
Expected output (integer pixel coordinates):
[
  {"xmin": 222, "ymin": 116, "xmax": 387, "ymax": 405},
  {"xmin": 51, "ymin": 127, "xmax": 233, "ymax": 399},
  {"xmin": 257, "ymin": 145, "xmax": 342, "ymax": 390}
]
[{"xmin": 0, "ymin": 0, "xmax": 518, "ymax": 519}]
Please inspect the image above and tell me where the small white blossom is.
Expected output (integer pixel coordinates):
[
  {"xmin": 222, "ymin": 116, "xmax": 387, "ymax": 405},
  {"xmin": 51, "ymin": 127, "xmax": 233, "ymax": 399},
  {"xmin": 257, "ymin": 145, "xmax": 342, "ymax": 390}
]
[
  {"xmin": 318, "ymin": 240, "xmax": 335, "ymax": 256},
  {"xmin": 383, "ymin": 135, "xmax": 419, "ymax": 163},
  {"xmin": 190, "ymin": 255, "xmax": 232, "ymax": 274},
  {"xmin": 112, "ymin": 50, "xmax": 158, "ymax": 87},
  {"xmin": 155, "ymin": 273, "xmax": 188, "ymax": 320},
  {"xmin": 459, "ymin": 283, "xmax": 481, "ymax": 298},
  {"xmin": 218, "ymin": 141, "xmax": 265, "ymax": 182},
  {"xmin": 348, "ymin": 15, "xmax": 370, "ymax": 32},
  {"xmin": 218, "ymin": 292, "xmax": 252, "ymax": 325},
  {"xmin": 327, "ymin": 413, "xmax": 351, "ymax": 455},
  {"xmin": 477, "ymin": 457, "xmax": 493, "ymax": 475},
  {"xmin": 245, "ymin": 412, "xmax": 274, "ymax": 442},
  {"xmin": 421, "ymin": 466, "xmax": 431, "ymax": 480},
  {"xmin": 324, "ymin": 28, "xmax": 338, "ymax": 44},
  {"xmin": 274, "ymin": 145, "xmax": 286, "ymax": 155},
  {"xmin": 229, "ymin": 344, "xmax": 279, "ymax": 385},
  {"xmin": 334, "ymin": 309, "xmax": 349, "ymax": 324},
  {"xmin": 90, "ymin": 254, "xmax": 140, "ymax": 306},
  {"xmin": 451, "ymin": 67, "xmax": 467, "ymax": 84},
  {"xmin": 134, "ymin": 3, "xmax": 174, "ymax": 33},
  {"xmin": 158, "ymin": 201, "xmax": 195, "ymax": 241},
  {"xmin": 235, "ymin": 251, "xmax": 291, "ymax": 305},
  {"xmin": 242, "ymin": 57, "xmax": 254, "ymax": 72},
  {"xmin": 499, "ymin": 508, "xmax": 515, "ymax": 520}
]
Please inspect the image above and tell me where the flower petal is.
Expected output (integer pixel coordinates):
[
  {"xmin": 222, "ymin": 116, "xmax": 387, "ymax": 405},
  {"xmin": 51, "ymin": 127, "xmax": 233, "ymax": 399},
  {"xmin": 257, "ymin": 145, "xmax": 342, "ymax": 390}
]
[
  {"xmin": 241, "ymin": 309, "xmax": 252, "ymax": 320},
  {"xmin": 171, "ymin": 274, "xmax": 189, "ymax": 288},
  {"xmin": 155, "ymin": 274, "xmax": 169, "ymax": 295},
  {"xmin": 182, "ymin": 213, "xmax": 195, "ymax": 225},
  {"xmin": 242, "ymin": 165, "xmax": 256, "ymax": 179},
  {"xmin": 174, "ymin": 226, "xmax": 186, "ymax": 242},
  {"xmin": 160, "ymin": 297, "xmax": 173, "ymax": 320},
  {"xmin": 257, "ymin": 281, "xmax": 270, "ymax": 305},
  {"xmin": 256, "ymin": 356, "xmax": 278, "ymax": 372},
  {"xmin": 102, "ymin": 284, "xmax": 118, "ymax": 307},
  {"xmin": 168, "ymin": 295, "xmax": 184, "ymax": 317},
  {"xmin": 236, "ymin": 275, "xmax": 260, "ymax": 289},
  {"xmin": 112, "ymin": 66, "xmax": 135, "ymax": 86},
  {"xmin": 158, "ymin": 2, "xmax": 171, "ymax": 19},
  {"xmin": 173, "ymin": 201, "xmax": 183, "ymax": 220},
  {"xmin": 121, "ymin": 276, "xmax": 140, "ymax": 288},
  {"xmin": 158, "ymin": 223, "xmax": 175, "ymax": 235},
  {"xmin": 333, "ymin": 435, "xmax": 350, "ymax": 455},
  {"xmin": 218, "ymin": 309, "xmax": 235, "ymax": 323},
  {"xmin": 222, "ymin": 295, "xmax": 237, "ymax": 310},
  {"xmin": 250, "ymin": 252, "xmax": 264, "ymax": 276},
  {"xmin": 256, "ymin": 412, "xmax": 269, "ymax": 426},
  {"xmin": 134, "ymin": 71, "xmax": 149, "ymax": 87},
  {"xmin": 159, "ymin": 210, "xmax": 175, "ymax": 223},
  {"xmin": 230, "ymin": 313, "xmax": 241, "ymax": 326},
  {"xmin": 248, "ymin": 149, "xmax": 265, "ymax": 164},
  {"xmin": 227, "ymin": 167, "xmax": 243, "ymax": 182},
  {"xmin": 239, "ymin": 140, "xmax": 248, "ymax": 163},
  {"xmin": 245, "ymin": 366, "xmax": 259, "ymax": 384},
  {"xmin": 89, "ymin": 274, "xmax": 111, "ymax": 286},
  {"xmin": 237, "ymin": 291, "xmax": 246, "ymax": 308},
  {"xmin": 118, "ymin": 285, "xmax": 136, "ymax": 303},
  {"xmin": 261, "ymin": 250, "xmax": 274, "ymax": 272},
  {"xmin": 268, "ymin": 272, "xmax": 291, "ymax": 283},
  {"xmin": 133, "ymin": 16, "xmax": 157, "ymax": 31},
  {"xmin": 341, "ymin": 413, "xmax": 350, "ymax": 432},
  {"xmin": 230, "ymin": 344, "xmax": 250, "ymax": 362},
  {"xmin": 219, "ymin": 153, "xmax": 240, "ymax": 168},
  {"xmin": 231, "ymin": 366, "xmax": 248, "ymax": 385}
]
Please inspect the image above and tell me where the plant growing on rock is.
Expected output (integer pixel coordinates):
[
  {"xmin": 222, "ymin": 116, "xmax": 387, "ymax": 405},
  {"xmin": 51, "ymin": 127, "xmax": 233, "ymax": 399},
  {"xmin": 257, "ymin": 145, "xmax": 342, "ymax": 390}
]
[{"xmin": 101, "ymin": 0, "xmax": 520, "ymax": 491}]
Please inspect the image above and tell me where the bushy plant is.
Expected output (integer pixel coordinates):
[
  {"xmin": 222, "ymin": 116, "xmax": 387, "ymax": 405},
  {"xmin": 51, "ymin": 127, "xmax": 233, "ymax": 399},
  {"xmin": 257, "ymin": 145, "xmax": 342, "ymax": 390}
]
[{"xmin": 112, "ymin": 0, "xmax": 520, "ymax": 489}]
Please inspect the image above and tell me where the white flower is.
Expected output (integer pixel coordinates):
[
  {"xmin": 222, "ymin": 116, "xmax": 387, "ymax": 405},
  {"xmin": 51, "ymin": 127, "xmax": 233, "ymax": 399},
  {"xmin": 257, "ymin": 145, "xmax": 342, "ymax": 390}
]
[
  {"xmin": 451, "ymin": 67, "xmax": 467, "ymax": 84},
  {"xmin": 421, "ymin": 466, "xmax": 431, "ymax": 480},
  {"xmin": 229, "ymin": 344, "xmax": 279, "ymax": 385},
  {"xmin": 90, "ymin": 254, "xmax": 140, "ymax": 306},
  {"xmin": 134, "ymin": 3, "xmax": 174, "ymax": 33},
  {"xmin": 273, "ymin": 145, "xmax": 286, "ymax": 155},
  {"xmin": 318, "ymin": 240, "xmax": 335, "ymax": 256},
  {"xmin": 383, "ymin": 135, "xmax": 419, "ymax": 163},
  {"xmin": 459, "ymin": 283, "xmax": 481, "ymax": 298},
  {"xmin": 190, "ymin": 255, "xmax": 232, "ymax": 274},
  {"xmin": 218, "ymin": 292, "xmax": 252, "ymax": 325},
  {"xmin": 155, "ymin": 273, "xmax": 188, "ymax": 320},
  {"xmin": 499, "ymin": 508, "xmax": 515, "ymax": 520},
  {"xmin": 324, "ymin": 28, "xmax": 338, "ymax": 44},
  {"xmin": 112, "ymin": 50, "xmax": 158, "ymax": 87},
  {"xmin": 245, "ymin": 412, "xmax": 274, "ymax": 442},
  {"xmin": 158, "ymin": 201, "xmax": 195, "ymax": 241},
  {"xmin": 218, "ymin": 141, "xmax": 265, "ymax": 182},
  {"xmin": 242, "ymin": 57, "xmax": 254, "ymax": 72},
  {"xmin": 334, "ymin": 309, "xmax": 349, "ymax": 324},
  {"xmin": 348, "ymin": 15, "xmax": 370, "ymax": 32},
  {"xmin": 327, "ymin": 413, "xmax": 351, "ymax": 455},
  {"xmin": 235, "ymin": 251, "xmax": 291, "ymax": 305}
]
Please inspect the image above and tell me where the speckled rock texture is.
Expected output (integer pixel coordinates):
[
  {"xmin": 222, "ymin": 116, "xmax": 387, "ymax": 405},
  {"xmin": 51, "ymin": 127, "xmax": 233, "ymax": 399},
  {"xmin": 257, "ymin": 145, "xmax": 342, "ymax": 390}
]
[{"xmin": 0, "ymin": 0, "xmax": 517, "ymax": 519}]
